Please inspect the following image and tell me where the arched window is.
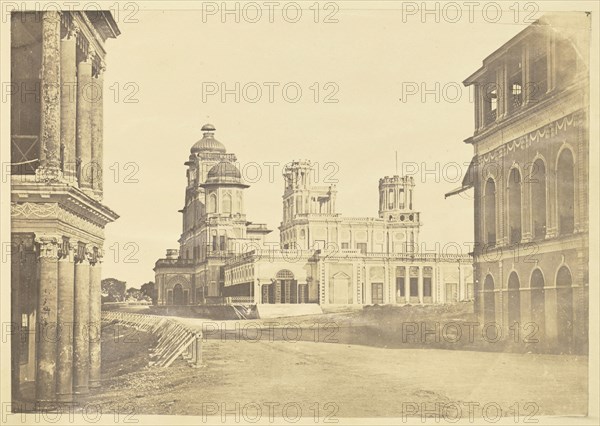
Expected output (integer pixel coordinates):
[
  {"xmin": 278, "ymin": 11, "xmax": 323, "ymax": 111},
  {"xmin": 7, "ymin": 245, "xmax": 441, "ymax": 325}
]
[
  {"xmin": 222, "ymin": 193, "xmax": 232, "ymax": 214},
  {"xmin": 530, "ymin": 269, "xmax": 545, "ymax": 336},
  {"xmin": 507, "ymin": 272, "xmax": 521, "ymax": 325},
  {"xmin": 276, "ymin": 270, "xmax": 294, "ymax": 280},
  {"xmin": 484, "ymin": 178, "xmax": 496, "ymax": 245},
  {"xmin": 557, "ymin": 149, "xmax": 575, "ymax": 235},
  {"xmin": 208, "ymin": 193, "xmax": 217, "ymax": 213},
  {"xmin": 531, "ymin": 159, "xmax": 547, "ymax": 239},
  {"xmin": 276, "ymin": 270, "xmax": 297, "ymax": 304},
  {"xmin": 508, "ymin": 168, "xmax": 522, "ymax": 244},
  {"xmin": 483, "ymin": 275, "xmax": 495, "ymax": 324}
]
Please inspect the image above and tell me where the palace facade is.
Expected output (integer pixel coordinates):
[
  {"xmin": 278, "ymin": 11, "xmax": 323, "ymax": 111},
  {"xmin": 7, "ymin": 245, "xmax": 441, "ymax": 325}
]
[
  {"xmin": 155, "ymin": 129, "xmax": 473, "ymax": 308},
  {"xmin": 10, "ymin": 11, "xmax": 120, "ymax": 405},
  {"xmin": 448, "ymin": 13, "xmax": 590, "ymax": 352}
]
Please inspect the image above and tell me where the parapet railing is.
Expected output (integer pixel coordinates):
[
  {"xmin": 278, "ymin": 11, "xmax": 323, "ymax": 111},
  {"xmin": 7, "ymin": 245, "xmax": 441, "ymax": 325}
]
[{"xmin": 101, "ymin": 311, "xmax": 202, "ymax": 368}]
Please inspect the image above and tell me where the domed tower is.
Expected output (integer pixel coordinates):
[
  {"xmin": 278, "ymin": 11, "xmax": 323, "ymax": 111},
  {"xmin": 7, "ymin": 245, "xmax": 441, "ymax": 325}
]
[
  {"xmin": 199, "ymin": 161, "xmax": 249, "ymax": 259},
  {"xmin": 379, "ymin": 175, "xmax": 421, "ymax": 252},
  {"xmin": 201, "ymin": 161, "xmax": 249, "ymax": 218},
  {"xmin": 180, "ymin": 124, "xmax": 237, "ymax": 261},
  {"xmin": 185, "ymin": 124, "xmax": 234, "ymax": 191}
]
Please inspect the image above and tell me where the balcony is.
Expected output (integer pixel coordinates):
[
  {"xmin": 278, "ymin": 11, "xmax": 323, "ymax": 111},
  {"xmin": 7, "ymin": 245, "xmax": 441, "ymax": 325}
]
[
  {"xmin": 155, "ymin": 258, "xmax": 195, "ymax": 268},
  {"xmin": 485, "ymin": 109, "xmax": 497, "ymax": 126}
]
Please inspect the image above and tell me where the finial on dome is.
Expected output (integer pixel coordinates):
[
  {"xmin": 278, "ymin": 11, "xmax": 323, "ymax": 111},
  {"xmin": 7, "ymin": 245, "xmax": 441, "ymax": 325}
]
[{"xmin": 191, "ymin": 124, "xmax": 226, "ymax": 153}]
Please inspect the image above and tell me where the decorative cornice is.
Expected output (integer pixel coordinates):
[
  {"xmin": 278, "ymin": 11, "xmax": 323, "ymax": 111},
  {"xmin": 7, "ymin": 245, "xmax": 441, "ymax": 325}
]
[
  {"xmin": 477, "ymin": 110, "xmax": 582, "ymax": 165},
  {"xmin": 11, "ymin": 182, "xmax": 119, "ymax": 227}
]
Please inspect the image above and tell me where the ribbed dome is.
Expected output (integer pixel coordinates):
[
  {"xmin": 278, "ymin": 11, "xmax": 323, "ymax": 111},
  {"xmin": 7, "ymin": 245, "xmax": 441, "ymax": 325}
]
[
  {"xmin": 191, "ymin": 124, "xmax": 226, "ymax": 153},
  {"xmin": 205, "ymin": 161, "xmax": 242, "ymax": 184}
]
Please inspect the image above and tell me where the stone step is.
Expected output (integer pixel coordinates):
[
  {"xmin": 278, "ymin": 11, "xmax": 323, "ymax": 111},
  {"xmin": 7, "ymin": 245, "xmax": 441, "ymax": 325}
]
[{"xmin": 256, "ymin": 303, "xmax": 323, "ymax": 319}]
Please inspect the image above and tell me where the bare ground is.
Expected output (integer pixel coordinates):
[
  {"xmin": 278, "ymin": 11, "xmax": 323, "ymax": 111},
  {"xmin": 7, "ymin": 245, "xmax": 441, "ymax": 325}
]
[{"xmin": 85, "ymin": 318, "xmax": 588, "ymax": 420}]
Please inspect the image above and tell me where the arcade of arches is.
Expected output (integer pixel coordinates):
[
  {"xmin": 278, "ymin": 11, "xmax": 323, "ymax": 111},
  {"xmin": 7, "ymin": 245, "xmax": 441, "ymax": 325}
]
[{"xmin": 480, "ymin": 264, "xmax": 584, "ymax": 352}]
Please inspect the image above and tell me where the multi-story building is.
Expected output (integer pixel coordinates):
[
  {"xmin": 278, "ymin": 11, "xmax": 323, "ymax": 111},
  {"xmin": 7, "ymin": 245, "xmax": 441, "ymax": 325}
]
[
  {"xmin": 155, "ymin": 132, "xmax": 474, "ymax": 308},
  {"xmin": 448, "ymin": 13, "xmax": 589, "ymax": 352},
  {"xmin": 10, "ymin": 11, "xmax": 120, "ymax": 405},
  {"xmin": 225, "ymin": 160, "xmax": 472, "ymax": 307},
  {"xmin": 154, "ymin": 125, "xmax": 272, "ymax": 305}
]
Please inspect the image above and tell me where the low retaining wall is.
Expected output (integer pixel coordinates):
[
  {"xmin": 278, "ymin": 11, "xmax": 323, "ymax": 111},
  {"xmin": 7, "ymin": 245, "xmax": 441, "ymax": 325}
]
[
  {"xmin": 148, "ymin": 304, "xmax": 259, "ymax": 320},
  {"xmin": 101, "ymin": 311, "xmax": 202, "ymax": 368}
]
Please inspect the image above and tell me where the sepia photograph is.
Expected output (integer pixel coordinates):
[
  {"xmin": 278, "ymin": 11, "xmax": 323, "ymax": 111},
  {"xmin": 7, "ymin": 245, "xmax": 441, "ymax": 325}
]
[{"xmin": 0, "ymin": 1, "xmax": 598, "ymax": 424}]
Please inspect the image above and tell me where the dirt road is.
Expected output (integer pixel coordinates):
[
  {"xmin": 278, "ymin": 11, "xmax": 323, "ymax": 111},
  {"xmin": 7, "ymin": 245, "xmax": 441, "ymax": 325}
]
[{"xmin": 89, "ymin": 323, "xmax": 587, "ymax": 421}]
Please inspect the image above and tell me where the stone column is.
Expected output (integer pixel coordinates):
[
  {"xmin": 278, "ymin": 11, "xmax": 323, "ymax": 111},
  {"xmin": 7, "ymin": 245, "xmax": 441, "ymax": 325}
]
[
  {"xmin": 10, "ymin": 235, "xmax": 23, "ymax": 400},
  {"xmin": 73, "ymin": 243, "xmax": 90, "ymax": 395},
  {"xmin": 439, "ymin": 266, "xmax": 445, "ymax": 304},
  {"xmin": 495, "ymin": 63, "xmax": 505, "ymax": 119},
  {"xmin": 474, "ymin": 84, "xmax": 481, "ymax": 130},
  {"xmin": 77, "ymin": 47, "xmax": 94, "ymax": 192},
  {"xmin": 35, "ymin": 235, "xmax": 59, "ymax": 406},
  {"xmin": 546, "ymin": 31, "xmax": 556, "ymax": 93},
  {"xmin": 519, "ymin": 283, "xmax": 532, "ymax": 328},
  {"xmin": 404, "ymin": 267, "xmax": 410, "ymax": 304},
  {"xmin": 60, "ymin": 21, "xmax": 79, "ymax": 182},
  {"xmin": 56, "ymin": 239, "xmax": 75, "ymax": 402},
  {"xmin": 544, "ymin": 285, "xmax": 558, "ymax": 347},
  {"xmin": 89, "ymin": 249, "xmax": 102, "ymax": 388},
  {"xmin": 91, "ymin": 63, "xmax": 105, "ymax": 197},
  {"xmin": 38, "ymin": 11, "xmax": 62, "ymax": 182},
  {"xmin": 431, "ymin": 265, "xmax": 437, "ymax": 304},
  {"xmin": 521, "ymin": 171, "xmax": 533, "ymax": 242},
  {"xmin": 521, "ymin": 42, "xmax": 532, "ymax": 106},
  {"xmin": 546, "ymin": 160, "xmax": 558, "ymax": 238},
  {"xmin": 417, "ymin": 266, "xmax": 423, "ymax": 304}
]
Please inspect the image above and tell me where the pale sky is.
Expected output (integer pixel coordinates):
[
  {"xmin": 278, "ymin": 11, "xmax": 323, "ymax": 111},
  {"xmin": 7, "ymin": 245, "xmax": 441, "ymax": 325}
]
[{"xmin": 100, "ymin": 2, "xmax": 549, "ymax": 287}]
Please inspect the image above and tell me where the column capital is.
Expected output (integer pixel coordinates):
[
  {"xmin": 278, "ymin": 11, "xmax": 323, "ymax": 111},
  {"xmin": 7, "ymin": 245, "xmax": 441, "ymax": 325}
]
[
  {"xmin": 58, "ymin": 237, "xmax": 76, "ymax": 261},
  {"xmin": 74, "ymin": 241, "xmax": 91, "ymax": 263},
  {"xmin": 63, "ymin": 20, "xmax": 80, "ymax": 41},
  {"xmin": 97, "ymin": 60, "xmax": 107, "ymax": 75},
  {"xmin": 89, "ymin": 246, "xmax": 103, "ymax": 266},
  {"xmin": 42, "ymin": 10, "xmax": 62, "ymax": 23},
  {"xmin": 36, "ymin": 234, "xmax": 60, "ymax": 259},
  {"xmin": 86, "ymin": 46, "xmax": 97, "ymax": 63}
]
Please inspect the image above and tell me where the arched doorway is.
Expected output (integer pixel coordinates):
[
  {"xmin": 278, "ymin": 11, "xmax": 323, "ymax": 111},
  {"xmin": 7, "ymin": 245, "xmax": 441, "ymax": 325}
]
[
  {"xmin": 556, "ymin": 266, "xmax": 573, "ymax": 351},
  {"xmin": 276, "ymin": 270, "xmax": 297, "ymax": 304},
  {"xmin": 483, "ymin": 275, "xmax": 495, "ymax": 324},
  {"xmin": 507, "ymin": 272, "xmax": 521, "ymax": 326},
  {"xmin": 530, "ymin": 269, "xmax": 545, "ymax": 339},
  {"xmin": 173, "ymin": 284, "xmax": 184, "ymax": 305}
]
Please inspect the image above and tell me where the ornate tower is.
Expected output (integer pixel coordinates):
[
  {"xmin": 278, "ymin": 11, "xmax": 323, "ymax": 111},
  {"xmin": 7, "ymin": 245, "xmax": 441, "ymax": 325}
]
[
  {"xmin": 281, "ymin": 160, "xmax": 337, "ymax": 224},
  {"xmin": 280, "ymin": 160, "xmax": 337, "ymax": 249},
  {"xmin": 379, "ymin": 175, "xmax": 421, "ymax": 252},
  {"xmin": 179, "ymin": 124, "xmax": 236, "ymax": 260}
]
